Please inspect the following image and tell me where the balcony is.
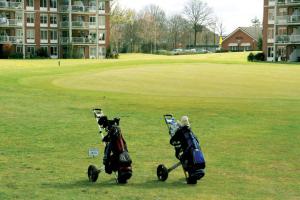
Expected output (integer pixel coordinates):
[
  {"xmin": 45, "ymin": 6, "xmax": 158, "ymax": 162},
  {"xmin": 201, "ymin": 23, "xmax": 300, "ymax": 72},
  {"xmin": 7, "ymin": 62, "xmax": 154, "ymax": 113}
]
[
  {"xmin": 276, "ymin": 34, "xmax": 300, "ymax": 43},
  {"xmin": 60, "ymin": 37, "xmax": 105, "ymax": 45},
  {"xmin": 276, "ymin": 15, "xmax": 300, "ymax": 24},
  {"xmin": 0, "ymin": 35, "xmax": 22, "ymax": 44},
  {"xmin": 59, "ymin": 5, "xmax": 104, "ymax": 13},
  {"xmin": 277, "ymin": 0, "xmax": 300, "ymax": 5},
  {"xmin": 0, "ymin": 1, "xmax": 23, "ymax": 10},
  {"xmin": 0, "ymin": 18, "xmax": 23, "ymax": 27},
  {"xmin": 60, "ymin": 21, "xmax": 97, "ymax": 29}
]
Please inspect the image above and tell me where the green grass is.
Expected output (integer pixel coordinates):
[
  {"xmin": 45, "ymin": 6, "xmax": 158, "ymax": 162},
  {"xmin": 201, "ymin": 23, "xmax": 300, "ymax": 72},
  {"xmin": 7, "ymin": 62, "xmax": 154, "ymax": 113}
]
[{"xmin": 0, "ymin": 52, "xmax": 299, "ymax": 200}]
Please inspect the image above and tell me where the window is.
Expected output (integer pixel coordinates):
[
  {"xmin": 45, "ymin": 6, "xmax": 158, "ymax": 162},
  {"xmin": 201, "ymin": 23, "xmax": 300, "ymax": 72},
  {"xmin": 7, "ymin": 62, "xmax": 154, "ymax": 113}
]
[
  {"xmin": 267, "ymin": 28, "xmax": 274, "ymax": 39},
  {"xmin": 230, "ymin": 46, "xmax": 238, "ymax": 51},
  {"xmin": 99, "ymin": 32, "xmax": 105, "ymax": 40},
  {"xmin": 50, "ymin": 46, "xmax": 58, "ymax": 55},
  {"xmin": 40, "ymin": 46, "xmax": 48, "ymax": 54},
  {"xmin": 99, "ymin": 2, "xmax": 105, "ymax": 10},
  {"xmin": 90, "ymin": 16, "xmax": 96, "ymax": 23},
  {"xmin": 16, "ymin": 46, "xmax": 22, "ymax": 53},
  {"xmin": 27, "ymin": 0, "xmax": 34, "ymax": 7},
  {"xmin": 278, "ymin": 8, "xmax": 287, "ymax": 16},
  {"xmin": 40, "ymin": 30, "xmax": 48, "ymax": 40},
  {"xmin": 27, "ymin": 13, "xmax": 34, "ymax": 23},
  {"xmin": 267, "ymin": 46, "xmax": 274, "ymax": 58},
  {"xmin": 40, "ymin": 0, "xmax": 47, "ymax": 8},
  {"xmin": 50, "ymin": 14, "xmax": 57, "ymax": 25},
  {"xmin": 40, "ymin": 14, "xmax": 48, "ymax": 25},
  {"xmin": 50, "ymin": 30, "xmax": 57, "ymax": 40},
  {"xmin": 278, "ymin": 27, "xmax": 287, "ymax": 35},
  {"xmin": 89, "ymin": 47, "xmax": 96, "ymax": 58},
  {"xmin": 26, "ymin": 29, "xmax": 35, "ymax": 40},
  {"xmin": 26, "ymin": 46, "xmax": 35, "ymax": 56},
  {"xmin": 99, "ymin": 16, "xmax": 105, "ymax": 26},
  {"xmin": 50, "ymin": 0, "xmax": 57, "ymax": 9},
  {"xmin": 268, "ymin": 9, "xmax": 274, "ymax": 22}
]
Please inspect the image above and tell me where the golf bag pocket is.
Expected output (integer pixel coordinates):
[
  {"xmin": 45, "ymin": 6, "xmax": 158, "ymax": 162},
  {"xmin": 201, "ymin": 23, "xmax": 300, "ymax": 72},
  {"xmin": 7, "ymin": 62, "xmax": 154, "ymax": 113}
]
[
  {"xmin": 119, "ymin": 151, "xmax": 132, "ymax": 165},
  {"xmin": 192, "ymin": 149, "xmax": 205, "ymax": 169}
]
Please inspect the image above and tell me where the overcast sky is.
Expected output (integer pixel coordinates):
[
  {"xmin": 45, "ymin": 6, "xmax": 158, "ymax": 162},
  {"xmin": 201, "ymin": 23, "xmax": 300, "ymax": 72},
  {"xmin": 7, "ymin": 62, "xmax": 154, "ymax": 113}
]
[{"xmin": 118, "ymin": 0, "xmax": 263, "ymax": 35}]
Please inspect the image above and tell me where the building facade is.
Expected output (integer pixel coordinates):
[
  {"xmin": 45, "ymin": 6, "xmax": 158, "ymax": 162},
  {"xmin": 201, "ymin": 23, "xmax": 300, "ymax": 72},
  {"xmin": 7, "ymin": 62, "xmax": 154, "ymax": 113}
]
[
  {"xmin": 0, "ymin": 0, "xmax": 111, "ymax": 59},
  {"xmin": 263, "ymin": 0, "xmax": 300, "ymax": 62},
  {"xmin": 222, "ymin": 27, "xmax": 262, "ymax": 52}
]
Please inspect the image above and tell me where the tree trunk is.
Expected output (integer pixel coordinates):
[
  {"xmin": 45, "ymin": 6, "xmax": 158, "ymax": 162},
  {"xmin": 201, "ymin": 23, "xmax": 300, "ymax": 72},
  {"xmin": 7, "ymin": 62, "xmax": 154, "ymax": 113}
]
[{"xmin": 194, "ymin": 24, "xmax": 197, "ymax": 47}]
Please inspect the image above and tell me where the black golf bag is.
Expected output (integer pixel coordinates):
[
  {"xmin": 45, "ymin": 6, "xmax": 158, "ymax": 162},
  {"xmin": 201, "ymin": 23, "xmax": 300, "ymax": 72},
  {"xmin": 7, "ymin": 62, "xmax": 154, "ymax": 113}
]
[
  {"xmin": 98, "ymin": 116, "xmax": 132, "ymax": 183},
  {"xmin": 170, "ymin": 126, "xmax": 205, "ymax": 181},
  {"xmin": 88, "ymin": 109, "xmax": 132, "ymax": 184},
  {"xmin": 157, "ymin": 114, "xmax": 205, "ymax": 184}
]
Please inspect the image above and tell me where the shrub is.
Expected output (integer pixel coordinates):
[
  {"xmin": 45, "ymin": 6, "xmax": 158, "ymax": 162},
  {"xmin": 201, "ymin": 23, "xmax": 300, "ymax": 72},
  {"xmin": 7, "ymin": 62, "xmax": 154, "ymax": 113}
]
[
  {"xmin": 106, "ymin": 46, "xmax": 119, "ymax": 59},
  {"xmin": 254, "ymin": 53, "xmax": 265, "ymax": 61},
  {"xmin": 36, "ymin": 48, "xmax": 49, "ymax": 58},
  {"xmin": 248, "ymin": 52, "xmax": 255, "ymax": 62},
  {"xmin": 9, "ymin": 53, "xmax": 23, "ymax": 59}
]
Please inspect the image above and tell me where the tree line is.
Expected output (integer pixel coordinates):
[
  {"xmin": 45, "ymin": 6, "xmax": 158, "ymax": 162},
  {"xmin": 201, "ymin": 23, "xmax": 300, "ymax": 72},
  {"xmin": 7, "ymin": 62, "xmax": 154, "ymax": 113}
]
[{"xmin": 110, "ymin": 0, "xmax": 225, "ymax": 53}]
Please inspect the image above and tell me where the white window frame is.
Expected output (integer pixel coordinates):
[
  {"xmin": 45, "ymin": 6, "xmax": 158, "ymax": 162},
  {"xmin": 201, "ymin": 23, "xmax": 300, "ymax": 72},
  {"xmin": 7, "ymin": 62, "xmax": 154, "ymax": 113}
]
[
  {"xmin": 26, "ymin": 29, "xmax": 35, "ymax": 43},
  {"xmin": 89, "ymin": 16, "xmax": 96, "ymax": 28},
  {"xmin": 26, "ymin": 46, "xmax": 35, "ymax": 57},
  {"xmin": 50, "ymin": 14, "xmax": 57, "ymax": 27},
  {"xmin": 267, "ymin": 27, "xmax": 274, "ymax": 43},
  {"xmin": 99, "ymin": 31, "xmax": 105, "ymax": 44},
  {"xmin": 99, "ymin": 16, "xmax": 105, "ymax": 29},
  {"xmin": 89, "ymin": 47, "xmax": 96, "ymax": 59},
  {"xmin": 268, "ymin": 8, "xmax": 274, "ymax": 24},
  {"xmin": 40, "ymin": 0, "xmax": 47, "ymax": 11},
  {"xmin": 50, "ymin": 30, "xmax": 58, "ymax": 43},
  {"xmin": 40, "ymin": 30, "xmax": 48, "ymax": 43},
  {"xmin": 50, "ymin": 0, "xmax": 57, "ymax": 11},
  {"xmin": 267, "ymin": 46, "xmax": 274, "ymax": 61},
  {"xmin": 50, "ymin": 46, "xmax": 58, "ymax": 58},
  {"xmin": 26, "ymin": 0, "xmax": 34, "ymax": 10},
  {"xmin": 26, "ymin": 13, "xmax": 34, "ymax": 27},
  {"xmin": 40, "ymin": 14, "xmax": 48, "ymax": 27}
]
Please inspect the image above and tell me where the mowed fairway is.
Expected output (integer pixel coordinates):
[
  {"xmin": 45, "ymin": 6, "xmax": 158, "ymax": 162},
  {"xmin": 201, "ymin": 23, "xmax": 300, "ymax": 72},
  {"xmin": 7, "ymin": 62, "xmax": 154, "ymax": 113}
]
[{"xmin": 0, "ymin": 53, "xmax": 299, "ymax": 200}]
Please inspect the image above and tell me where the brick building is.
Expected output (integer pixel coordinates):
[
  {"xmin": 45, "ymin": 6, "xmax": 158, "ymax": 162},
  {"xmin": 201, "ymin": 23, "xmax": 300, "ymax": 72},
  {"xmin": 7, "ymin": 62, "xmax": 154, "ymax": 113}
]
[
  {"xmin": 263, "ymin": 0, "xmax": 300, "ymax": 62},
  {"xmin": 0, "ymin": 0, "xmax": 111, "ymax": 59},
  {"xmin": 222, "ymin": 27, "xmax": 262, "ymax": 52}
]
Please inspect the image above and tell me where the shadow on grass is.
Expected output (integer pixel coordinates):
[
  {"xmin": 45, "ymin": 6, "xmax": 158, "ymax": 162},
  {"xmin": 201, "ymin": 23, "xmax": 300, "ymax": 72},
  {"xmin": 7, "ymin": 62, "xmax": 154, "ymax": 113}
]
[{"xmin": 41, "ymin": 178, "xmax": 199, "ymax": 190}]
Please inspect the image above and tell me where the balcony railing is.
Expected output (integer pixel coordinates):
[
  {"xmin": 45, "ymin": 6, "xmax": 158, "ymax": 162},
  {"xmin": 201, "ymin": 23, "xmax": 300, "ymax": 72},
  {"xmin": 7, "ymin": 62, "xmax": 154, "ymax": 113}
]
[
  {"xmin": 60, "ymin": 37, "xmax": 104, "ymax": 44},
  {"xmin": 0, "ymin": 36, "xmax": 23, "ymax": 44},
  {"xmin": 276, "ymin": 15, "xmax": 300, "ymax": 24},
  {"xmin": 277, "ymin": 0, "xmax": 300, "ymax": 5},
  {"xmin": 59, "ymin": 5, "xmax": 104, "ymax": 13},
  {"xmin": 276, "ymin": 34, "xmax": 300, "ymax": 43},
  {"xmin": 60, "ymin": 21, "xmax": 97, "ymax": 29},
  {"xmin": 0, "ymin": 19, "xmax": 23, "ymax": 27},
  {"xmin": 0, "ymin": 1, "xmax": 23, "ymax": 9}
]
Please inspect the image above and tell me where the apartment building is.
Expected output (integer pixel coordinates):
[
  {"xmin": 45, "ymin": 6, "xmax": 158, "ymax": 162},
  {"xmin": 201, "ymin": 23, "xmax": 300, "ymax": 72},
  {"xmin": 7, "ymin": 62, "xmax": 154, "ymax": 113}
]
[
  {"xmin": 0, "ymin": 0, "xmax": 111, "ymax": 59},
  {"xmin": 263, "ymin": 0, "xmax": 300, "ymax": 62}
]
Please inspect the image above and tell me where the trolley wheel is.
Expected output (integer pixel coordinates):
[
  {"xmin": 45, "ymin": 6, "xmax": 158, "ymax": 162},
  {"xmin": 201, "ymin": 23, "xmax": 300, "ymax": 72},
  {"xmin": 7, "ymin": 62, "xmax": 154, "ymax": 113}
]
[
  {"xmin": 87, "ymin": 165, "xmax": 100, "ymax": 182},
  {"xmin": 186, "ymin": 176, "xmax": 197, "ymax": 184},
  {"xmin": 117, "ymin": 170, "xmax": 132, "ymax": 184},
  {"xmin": 157, "ymin": 164, "xmax": 168, "ymax": 181}
]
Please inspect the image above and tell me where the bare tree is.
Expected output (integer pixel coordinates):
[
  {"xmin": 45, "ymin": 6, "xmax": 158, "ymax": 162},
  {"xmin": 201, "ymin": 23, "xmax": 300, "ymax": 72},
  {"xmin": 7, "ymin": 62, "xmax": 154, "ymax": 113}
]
[
  {"xmin": 144, "ymin": 4, "xmax": 166, "ymax": 53},
  {"xmin": 168, "ymin": 14, "xmax": 187, "ymax": 49},
  {"xmin": 184, "ymin": 0, "xmax": 213, "ymax": 47}
]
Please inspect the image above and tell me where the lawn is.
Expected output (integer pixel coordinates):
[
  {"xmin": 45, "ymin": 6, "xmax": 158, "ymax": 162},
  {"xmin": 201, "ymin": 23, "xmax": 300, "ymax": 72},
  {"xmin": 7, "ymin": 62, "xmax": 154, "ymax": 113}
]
[{"xmin": 0, "ymin": 52, "xmax": 299, "ymax": 200}]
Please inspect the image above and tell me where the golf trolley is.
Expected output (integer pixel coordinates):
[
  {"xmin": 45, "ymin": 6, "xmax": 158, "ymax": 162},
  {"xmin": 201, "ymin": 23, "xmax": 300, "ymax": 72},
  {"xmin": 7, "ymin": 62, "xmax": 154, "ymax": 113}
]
[
  {"xmin": 156, "ymin": 114, "xmax": 205, "ymax": 184},
  {"xmin": 87, "ymin": 109, "xmax": 132, "ymax": 184}
]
